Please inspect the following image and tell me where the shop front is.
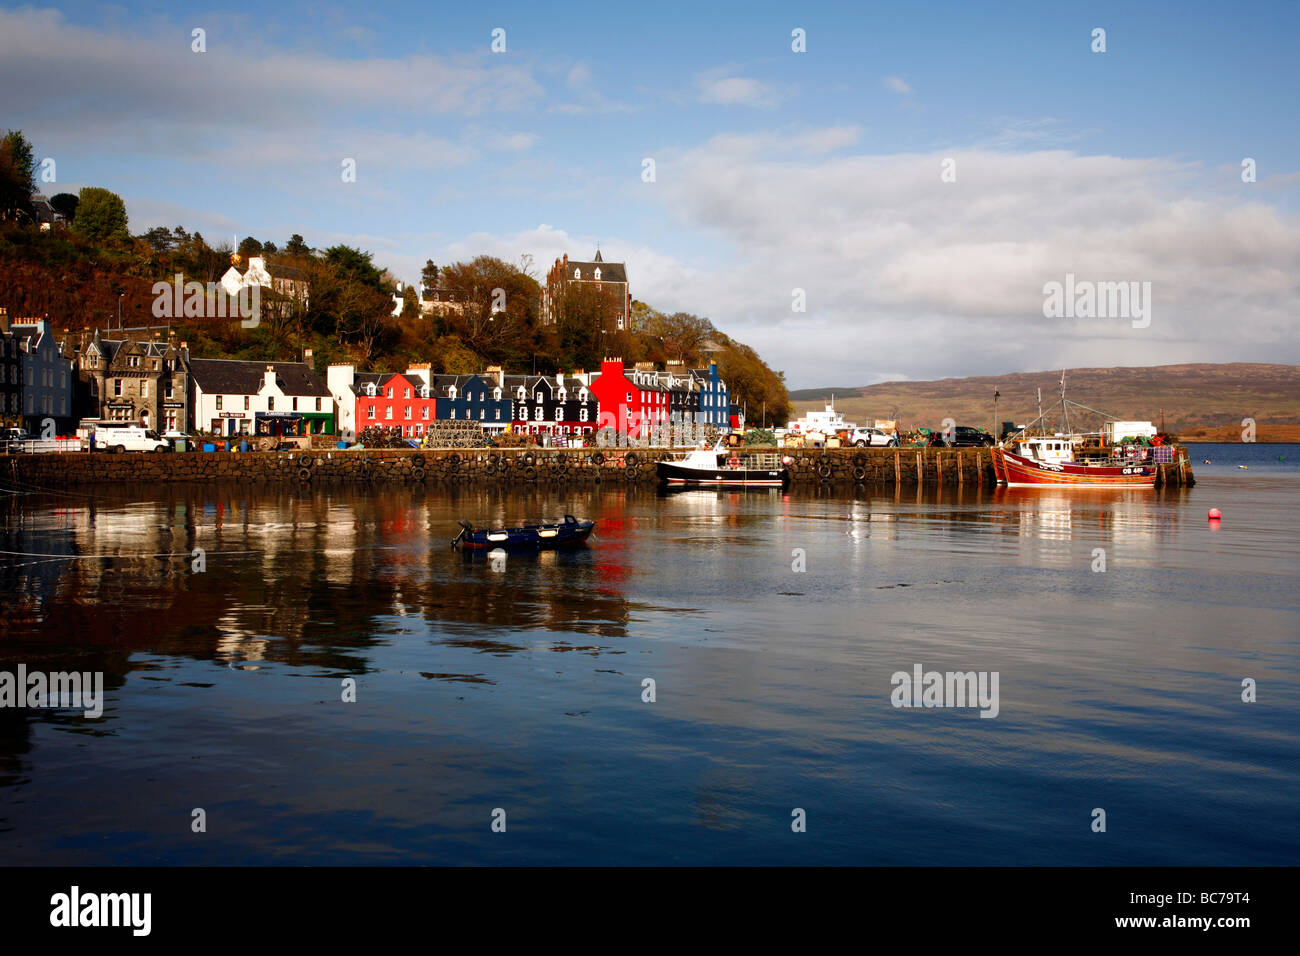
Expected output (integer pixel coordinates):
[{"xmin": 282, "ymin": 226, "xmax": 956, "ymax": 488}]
[{"xmin": 254, "ymin": 410, "xmax": 304, "ymax": 437}]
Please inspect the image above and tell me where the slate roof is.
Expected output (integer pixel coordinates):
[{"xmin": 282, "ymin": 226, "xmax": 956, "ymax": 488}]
[
  {"xmin": 566, "ymin": 260, "xmax": 627, "ymax": 283},
  {"xmin": 267, "ymin": 263, "xmax": 308, "ymax": 281},
  {"xmin": 188, "ymin": 358, "xmax": 330, "ymax": 397}
]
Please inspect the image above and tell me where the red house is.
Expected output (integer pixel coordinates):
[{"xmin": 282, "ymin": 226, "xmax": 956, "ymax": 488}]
[
  {"xmin": 589, "ymin": 358, "xmax": 670, "ymax": 438},
  {"xmin": 355, "ymin": 371, "xmax": 437, "ymax": 437}
]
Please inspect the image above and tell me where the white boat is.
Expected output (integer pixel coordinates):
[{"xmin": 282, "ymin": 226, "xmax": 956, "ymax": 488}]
[
  {"xmin": 656, "ymin": 442, "xmax": 790, "ymax": 487},
  {"xmin": 787, "ymin": 401, "xmax": 855, "ymax": 436}
]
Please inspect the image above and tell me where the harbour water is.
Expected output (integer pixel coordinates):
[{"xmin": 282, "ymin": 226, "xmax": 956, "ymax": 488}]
[{"xmin": 1, "ymin": 442, "xmax": 1296, "ymax": 865}]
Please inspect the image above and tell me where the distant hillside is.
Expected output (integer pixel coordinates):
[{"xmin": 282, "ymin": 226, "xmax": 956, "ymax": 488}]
[{"xmin": 792, "ymin": 363, "xmax": 1300, "ymax": 438}]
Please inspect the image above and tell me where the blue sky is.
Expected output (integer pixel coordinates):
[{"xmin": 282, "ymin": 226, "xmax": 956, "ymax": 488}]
[{"xmin": 2, "ymin": 0, "xmax": 1297, "ymax": 386}]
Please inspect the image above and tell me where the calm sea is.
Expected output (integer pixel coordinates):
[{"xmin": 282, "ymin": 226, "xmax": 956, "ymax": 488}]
[{"xmin": 1, "ymin": 443, "xmax": 1297, "ymax": 865}]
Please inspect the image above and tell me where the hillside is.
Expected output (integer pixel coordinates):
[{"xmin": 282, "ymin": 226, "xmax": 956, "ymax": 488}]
[{"xmin": 790, "ymin": 363, "xmax": 1300, "ymax": 439}]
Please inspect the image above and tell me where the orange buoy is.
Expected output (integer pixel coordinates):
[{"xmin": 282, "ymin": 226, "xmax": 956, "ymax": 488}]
[{"xmin": 1208, "ymin": 508, "xmax": 1222, "ymax": 519}]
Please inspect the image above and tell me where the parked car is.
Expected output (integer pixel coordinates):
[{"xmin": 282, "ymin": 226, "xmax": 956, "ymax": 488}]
[
  {"xmin": 92, "ymin": 423, "xmax": 169, "ymax": 453},
  {"xmin": 849, "ymin": 426, "xmax": 898, "ymax": 447},
  {"xmin": 1, "ymin": 427, "xmax": 30, "ymax": 453},
  {"xmin": 936, "ymin": 425, "xmax": 996, "ymax": 447}
]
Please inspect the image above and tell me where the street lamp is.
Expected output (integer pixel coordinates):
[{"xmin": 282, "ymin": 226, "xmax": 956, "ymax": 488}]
[
  {"xmin": 118, "ymin": 293, "xmax": 124, "ymax": 330},
  {"xmin": 993, "ymin": 389, "xmax": 1001, "ymax": 440}
]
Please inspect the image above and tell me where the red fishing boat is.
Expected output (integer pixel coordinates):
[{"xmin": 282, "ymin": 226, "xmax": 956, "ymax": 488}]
[{"xmin": 992, "ymin": 437, "xmax": 1157, "ymax": 488}]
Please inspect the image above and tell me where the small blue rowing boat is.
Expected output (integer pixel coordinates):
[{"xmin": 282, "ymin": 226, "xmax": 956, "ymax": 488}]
[{"xmin": 450, "ymin": 515, "xmax": 595, "ymax": 551}]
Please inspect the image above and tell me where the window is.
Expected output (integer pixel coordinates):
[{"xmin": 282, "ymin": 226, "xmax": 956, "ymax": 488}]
[
  {"xmin": 450, "ymin": 408, "xmax": 456, "ymax": 419},
  {"xmin": 268, "ymin": 396, "xmax": 275, "ymax": 411},
  {"xmin": 534, "ymin": 407, "xmax": 543, "ymax": 421},
  {"xmin": 404, "ymin": 387, "xmax": 411, "ymax": 399},
  {"xmin": 422, "ymin": 407, "xmax": 429, "ymax": 420},
  {"xmin": 384, "ymin": 406, "xmax": 392, "ymax": 419},
  {"xmin": 574, "ymin": 267, "xmax": 580, "ymax": 279},
  {"xmin": 367, "ymin": 406, "xmax": 376, "ymax": 420},
  {"xmin": 494, "ymin": 408, "xmax": 500, "ymax": 420},
  {"xmin": 215, "ymin": 394, "xmax": 222, "ymax": 409},
  {"xmin": 535, "ymin": 392, "xmax": 542, "ymax": 403},
  {"xmin": 404, "ymin": 407, "xmax": 412, "ymax": 420},
  {"xmin": 316, "ymin": 397, "xmax": 322, "ymax": 411},
  {"xmin": 493, "ymin": 387, "xmax": 501, "ymax": 400},
  {"xmin": 293, "ymin": 397, "xmax": 299, "ymax": 411},
  {"xmin": 449, "ymin": 385, "xmax": 457, "ymax": 399},
  {"xmin": 626, "ymin": 392, "xmax": 632, "ymax": 403},
  {"xmin": 594, "ymin": 267, "xmax": 601, "ymax": 280},
  {"xmin": 141, "ymin": 382, "xmax": 148, "ymax": 398},
  {"xmin": 580, "ymin": 407, "xmax": 588, "ymax": 422},
  {"xmin": 558, "ymin": 389, "xmax": 566, "ymax": 402},
  {"xmin": 554, "ymin": 407, "xmax": 562, "ymax": 420},
  {"xmin": 166, "ymin": 380, "xmax": 174, "ymax": 399},
  {"xmin": 479, "ymin": 408, "xmax": 485, "ymax": 419}
]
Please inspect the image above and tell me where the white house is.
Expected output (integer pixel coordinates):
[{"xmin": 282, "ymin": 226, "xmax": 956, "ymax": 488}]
[{"xmin": 189, "ymin": 358, "xmax": 334, "ymax": 438}]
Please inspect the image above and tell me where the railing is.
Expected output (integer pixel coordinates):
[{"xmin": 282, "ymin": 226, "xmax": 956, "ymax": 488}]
[{"xmin": 739, "ymin": 453, "xmax": 785, "ymax": 469}]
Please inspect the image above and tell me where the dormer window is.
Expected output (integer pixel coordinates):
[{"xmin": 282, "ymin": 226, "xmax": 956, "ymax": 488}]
[
  {"xmin": 364, "ymin": 383, "xmax": 377, "ymax": 396},
  {"xmin": 516, "ymin": 386, "xmax": 526, "ymax": 400},
  {"xmin": 419, "ymin": 385, "xmax": 430, "ymax": 399},
  {"xmin": 579, "ymin": 388, "xmax": 588, "ymax": 402},
  {"xmin": 493, "ymin": 387, "xmax": 501, "ymax": 400},
  {"xmin": 558, "ymin": 389, "xmax": 566, "ymax": 402},
  {"xmin": 593, "ymin": 267, "xmax": 601, "ymax": 281},
  {"xmin": 448, "ymin": 385, "xmax": 457, "ymax": 400},
  {"xmin": 573, "ymin": 267, "xmax": 581, "ymax": 280}
]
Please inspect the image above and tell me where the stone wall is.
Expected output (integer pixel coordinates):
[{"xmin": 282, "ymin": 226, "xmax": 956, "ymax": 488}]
[{"xmin": 1, "ymin": 445, "xmax": 1194, "ymax": 488}]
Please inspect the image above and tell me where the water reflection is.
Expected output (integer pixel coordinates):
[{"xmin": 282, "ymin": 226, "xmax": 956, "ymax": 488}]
[{"xmin": 0, "ymin": 477, "xmax": 1294, "ymax": 865}]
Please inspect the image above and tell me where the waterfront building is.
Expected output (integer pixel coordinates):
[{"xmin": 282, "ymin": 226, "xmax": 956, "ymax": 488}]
[
  {"xmin": 434, "ymin": 370, "xmax": 512, "ymax": 434},
  {"xmin": 189, "ymin": 357, "xmax": 333, "ymax": 437},
  {"xmin": 691, "ymin": 361, "xmax": 730, "ymax": 430},
  {"xmin": 9, "ymin": 318, "xmax": 76, "ymax": 433},
  {"xmin": 0, "ymin": 319, "xmax": 23, "ymax": 428},
  {"xmin": 589, "ymin": 358, "xmax": 671, "ymax": 438},
  {"xmin": 78, "ymin": 330, "xmax": 190, "ymax": 433},
  {"xmin": 503, "ymin": 371, "xmax": 598, "ymax": 440}
]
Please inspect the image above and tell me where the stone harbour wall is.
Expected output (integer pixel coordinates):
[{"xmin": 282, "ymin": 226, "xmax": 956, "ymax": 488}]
[{"xmin": 2, "ymin": 445, "xmax": 1195, "ymax": 488}]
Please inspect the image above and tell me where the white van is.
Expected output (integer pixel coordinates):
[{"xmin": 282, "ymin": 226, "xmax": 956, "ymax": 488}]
[{"xmin": 92, "ymin": 423, "xmax": 169, "ymax": 453}]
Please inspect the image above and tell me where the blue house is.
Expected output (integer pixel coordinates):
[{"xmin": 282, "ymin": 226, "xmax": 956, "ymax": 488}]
[
  {"xmin": 434, "ymin": 373, "xmax": 512, "ymax": 432},
  {"xmin": 10, "ymin": 320, "xmax": 75, "ymax": 433},
  {"xmin": 691, "ymin": 361, "xmax": 730, "ymax": 429}
]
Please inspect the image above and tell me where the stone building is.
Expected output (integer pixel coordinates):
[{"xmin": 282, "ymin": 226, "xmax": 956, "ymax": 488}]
[{"xmin": 78, "ymin": 330, "xmax": 190, "ymax": 433}]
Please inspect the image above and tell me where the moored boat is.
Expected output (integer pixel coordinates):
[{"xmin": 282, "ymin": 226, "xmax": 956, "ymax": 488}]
[
  {"xmin": 656, "ymin": 442, "xmax": 790, "ymax": 487},
  {"xmin": 451, "ymin": 514, "xmax": 595, "ymax": 550},
  {"xmin": 992, "ymin": 436, "xmax": 1157, "ymax": 488}
]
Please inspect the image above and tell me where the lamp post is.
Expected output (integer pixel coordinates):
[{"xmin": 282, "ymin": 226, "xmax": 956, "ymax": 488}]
[
  {"xmin": 118, "ymin": 293, "xmax": 124, "ymax": 330},
  {"xmin": 993, "ymin": 389, "xmax": 1001, "ymax": 440}
]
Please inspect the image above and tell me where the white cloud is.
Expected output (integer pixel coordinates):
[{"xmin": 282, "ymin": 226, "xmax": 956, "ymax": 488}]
[
  {"xmin": 883, "ymin": 76, "xmax": 912, "ymax": 95},
  {"xmin": 630, "ymin": 134, "xmax": 1300, "ymax": 386},
  {"xmin": 695, "ymin": 68, "xmax": 781, "ymax": 108}
]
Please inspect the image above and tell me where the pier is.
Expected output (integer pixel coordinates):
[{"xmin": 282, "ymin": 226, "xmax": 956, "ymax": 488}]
[{"xmin": 3, "ymin": 445, "xmax": 1195, "ymax": 489}]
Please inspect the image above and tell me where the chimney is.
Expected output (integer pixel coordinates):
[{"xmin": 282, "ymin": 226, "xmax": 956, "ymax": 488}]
[
  {"xmin": 556, "ymin": 371, "xmax": 564, "ymax": 387},
  {"xmin": 264, "ymin": 365, "xmax": 277, "ymax": 392},
  {"xmin": 406, "ymin": 362, "xmax": 432, "ymax": 387},
  {"xmin": 303, "ymin": 348, "xmax": 314, "ymax": 370},
  {"xmin": 484, "ymin": 365, "xmax": 504, "ymax": 389}
]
